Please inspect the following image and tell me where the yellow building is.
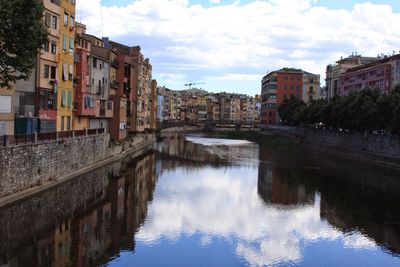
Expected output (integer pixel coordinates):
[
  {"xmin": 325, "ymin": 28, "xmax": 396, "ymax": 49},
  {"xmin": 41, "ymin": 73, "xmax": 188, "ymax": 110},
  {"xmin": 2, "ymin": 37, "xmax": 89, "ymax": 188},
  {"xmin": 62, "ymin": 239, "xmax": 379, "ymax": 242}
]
[{"xmin": 57, "ymin": 0, "xmax": 76, "ymax": 131}]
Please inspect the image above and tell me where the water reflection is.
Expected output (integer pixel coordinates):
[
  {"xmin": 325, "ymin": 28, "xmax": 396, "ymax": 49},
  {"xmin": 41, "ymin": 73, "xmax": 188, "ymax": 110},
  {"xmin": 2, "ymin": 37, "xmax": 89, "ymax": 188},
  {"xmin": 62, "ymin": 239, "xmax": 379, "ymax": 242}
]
[
  {"xmin": 0, "ymin": 134, "xmax": 400, "ymax": 266},
  {"xmin": 0, "ymin": 152, "xmax": 157, "ymax": 267}
]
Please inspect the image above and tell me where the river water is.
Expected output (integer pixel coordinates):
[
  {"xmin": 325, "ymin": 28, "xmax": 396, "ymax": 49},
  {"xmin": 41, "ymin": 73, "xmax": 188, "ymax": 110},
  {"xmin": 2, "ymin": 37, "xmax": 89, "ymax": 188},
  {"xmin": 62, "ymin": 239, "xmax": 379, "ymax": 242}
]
[{"xmin": 1, "ymin": 134, "xmax": 400, "ymax": 266}]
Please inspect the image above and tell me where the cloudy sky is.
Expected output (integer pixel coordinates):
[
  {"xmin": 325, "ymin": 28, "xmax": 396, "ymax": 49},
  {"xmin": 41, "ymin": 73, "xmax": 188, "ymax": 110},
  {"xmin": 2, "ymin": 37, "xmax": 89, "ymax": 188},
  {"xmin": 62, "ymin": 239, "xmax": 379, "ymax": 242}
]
[{"xmin": 77, "ymin": 0, "xmax": 400, "ymax": 96}]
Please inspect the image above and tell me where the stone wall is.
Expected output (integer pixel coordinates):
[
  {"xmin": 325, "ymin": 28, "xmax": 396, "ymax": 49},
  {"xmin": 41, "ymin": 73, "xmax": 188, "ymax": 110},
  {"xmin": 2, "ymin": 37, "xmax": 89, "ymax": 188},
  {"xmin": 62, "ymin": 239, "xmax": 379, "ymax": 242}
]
[{"xmin": 0, "ymin": 133, "xmax": 110, "ymax": 197}]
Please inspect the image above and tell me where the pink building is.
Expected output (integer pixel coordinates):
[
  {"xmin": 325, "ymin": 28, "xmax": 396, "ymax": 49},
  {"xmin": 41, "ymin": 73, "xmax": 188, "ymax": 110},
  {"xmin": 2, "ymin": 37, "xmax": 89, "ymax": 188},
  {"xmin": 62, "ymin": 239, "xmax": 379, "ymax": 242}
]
[{"xmin": 338, "ymin": 54, "xmax": 400, "ymax": 96}]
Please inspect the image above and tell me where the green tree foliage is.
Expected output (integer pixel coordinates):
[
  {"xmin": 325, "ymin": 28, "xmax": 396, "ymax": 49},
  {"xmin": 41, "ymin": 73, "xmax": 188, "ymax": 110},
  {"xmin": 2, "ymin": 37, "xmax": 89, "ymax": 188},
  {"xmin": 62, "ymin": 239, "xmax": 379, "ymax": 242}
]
[
  {"xmin": 278, "ymin": 96, "xmax": 305, "ymax": 125},
  {"xmin": 277, "ymin": 86, "xmax": 400, "ymax": 135},
  {"xmin": 0, "ymin": 0, "xmax": 48, "ymax": 88}
]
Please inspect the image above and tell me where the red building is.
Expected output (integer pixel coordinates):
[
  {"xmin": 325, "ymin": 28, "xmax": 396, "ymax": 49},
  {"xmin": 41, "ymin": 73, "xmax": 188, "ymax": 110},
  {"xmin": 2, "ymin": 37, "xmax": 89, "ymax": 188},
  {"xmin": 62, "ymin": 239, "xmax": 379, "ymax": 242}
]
[{"xmin": 73, "ymin": 26, "xmax": 97, "ymax": 130}]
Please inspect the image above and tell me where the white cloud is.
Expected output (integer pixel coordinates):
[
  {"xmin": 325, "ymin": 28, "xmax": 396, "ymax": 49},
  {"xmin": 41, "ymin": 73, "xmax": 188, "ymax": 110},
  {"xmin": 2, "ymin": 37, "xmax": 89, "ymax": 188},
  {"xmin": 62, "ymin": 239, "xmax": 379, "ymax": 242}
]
[
  {"xmin": 209, "ymin": 0, "xmax": 220, "ymax": 4},
  {"xmin": 76, "ymin": 0, "xmax": 400, "ymax": 93},
  {"xmin": 134, "ymin": 149, "xmax": 377, "ymax": 266}
]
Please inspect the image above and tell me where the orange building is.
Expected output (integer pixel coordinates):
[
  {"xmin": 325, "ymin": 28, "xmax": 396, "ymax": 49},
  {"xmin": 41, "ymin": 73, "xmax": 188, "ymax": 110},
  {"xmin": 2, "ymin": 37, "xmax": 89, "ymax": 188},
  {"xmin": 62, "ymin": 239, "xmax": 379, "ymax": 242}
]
[{"xmin": 261, "ymin": 68, "xmax": 303, "ymax": 125}]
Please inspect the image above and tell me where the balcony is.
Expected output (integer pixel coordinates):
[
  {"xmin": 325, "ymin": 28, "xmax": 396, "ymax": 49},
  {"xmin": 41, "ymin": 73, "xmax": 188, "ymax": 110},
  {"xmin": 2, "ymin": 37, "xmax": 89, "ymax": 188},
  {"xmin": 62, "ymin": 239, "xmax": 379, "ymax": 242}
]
[
  {"xmin": 110, "ymin": 80, "xmax": 120, "ymax": 89},
  {"xmin": 96, "ymin": 85, "xmax": 104, "ymax": 95},
  {"xmin": 100, "ymin": 108, "xmax": 106, "ymax": 117},
  {"xmin": 111, "ymin": 59, "xmax": 119, "ymax": 69}
]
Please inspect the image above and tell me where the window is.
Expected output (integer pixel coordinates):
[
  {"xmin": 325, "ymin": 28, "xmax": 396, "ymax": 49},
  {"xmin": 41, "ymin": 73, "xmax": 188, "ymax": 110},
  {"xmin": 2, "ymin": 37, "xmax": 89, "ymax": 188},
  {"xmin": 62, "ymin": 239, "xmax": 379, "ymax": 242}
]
[
  {"xmin": 40, "ymin": 90, "xmax": 56, "ymax": 109},
  {"xmin": 71, "ymin": 0, "xmax": 76, "ymax": 4},
  {"xmin": 68, "ymin": 64, "xmax": 73, "ymax": 81},
  {"xmin": 284, "ymin": 76, "xmax": 288, "ymax": 81},
  {"xmin": 61, "ymin": 116, "xmax": 65, "ymax": 131},
  {"xmin": 44, "ymin": 65, "xmax": 50, "ymax": 78},
  {"xmin": 62, "ymin": 64, "xmax": 67, "ymax": 81},
  {"xmin": 52, "ymin": 16, "xmax": 57, "ymax": 29},
  {"xmin": 45, "ymin": 13, "xmax": 51, "ymax": 27},
  {"xmin": 67, "ymin": 116, "xmax": 71, "ymax": 131},
  {"xmin": 107, "ymin": 101, "xmax": 113, "ymax": 110},
  {"xmin": 67, "ymin": 91, "xmax": 72, "ymax": 107},
  {"xmin": 70, "ymin": 16, "xmax": 75, "ymax": 28},
  {"xmin": 69, "ymin": 38, "xmax": 74, "ymax": 51},
  {"xmin": 64, "ymin": 12, "xmax": 68, "ymax": 26},
  {"xmin": 61, "ymin": 90, "xmax": 66, "ymax": 107},
  {"xmin": 63, "ymin": 36, "xmax": 68, "ymax": 51},
  {"xmin": 43, "ymin": 43, "xmax": 50, "ymax": 54},
  {"xmin": 93, "ymin": 58, "xmax": 97, "ymax": 68},
  {"xmin": 50, "ymin": 66, "xmax": 57, "ymax": 79},
  {"xmin": 51, "ymin": 42, "xmax": 57, "ymax": 54},
  {"xmin": 99, "ymin": 63, "xmax": 102, "ymax": 70},
  {"xmin": 0, "ymin": 96, "xmax": 12, "ymax": 113}
]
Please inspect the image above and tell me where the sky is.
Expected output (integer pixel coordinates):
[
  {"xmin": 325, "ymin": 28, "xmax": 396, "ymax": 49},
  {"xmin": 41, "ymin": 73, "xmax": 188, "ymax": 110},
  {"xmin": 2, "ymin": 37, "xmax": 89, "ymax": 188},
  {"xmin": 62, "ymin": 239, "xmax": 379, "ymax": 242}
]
[{"xmin": 76, "ymin": 0, "xmax": 400, "ymax": 96}]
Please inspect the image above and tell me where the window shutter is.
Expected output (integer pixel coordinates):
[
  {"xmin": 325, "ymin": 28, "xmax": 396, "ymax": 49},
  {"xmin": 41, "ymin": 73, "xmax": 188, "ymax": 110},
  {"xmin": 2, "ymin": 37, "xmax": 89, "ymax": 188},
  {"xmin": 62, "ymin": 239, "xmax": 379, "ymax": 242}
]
[
  {"xmin": 63, "ymin": 36, "xmax": 68, "ymax": 50},
  {"xmin": 61, "ymin": 90, "xmax": 66, "ymax": 107},
  {"xmin": 69, "ymin": 38, "xmax": 74, "ymax": 50},
  {"xmin": 62, "ymin": 64, "xmax": 67, "ymax": 81},
  {"xmin": 45, "ymin": 13, "xmax": 51, "ymax": 27},
  {"xmin": 67, "ymin": 91, "xmax": 72, "ymax": 107}
]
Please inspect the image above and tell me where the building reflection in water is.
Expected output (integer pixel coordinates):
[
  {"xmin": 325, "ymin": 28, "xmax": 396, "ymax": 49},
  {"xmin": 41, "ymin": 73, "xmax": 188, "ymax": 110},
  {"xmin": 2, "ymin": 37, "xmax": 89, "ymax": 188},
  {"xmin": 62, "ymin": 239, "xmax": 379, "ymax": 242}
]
[
  {"xmin": 1, "ymin": 135, "xmax": 400, "ymax": 266},
  {"xmin": 0, "ymin": 151, "xmax": 157, "ymax": 267},
  {"xmin": 257, "ymin": 145, "xmax": 400, "ymax": 256}
]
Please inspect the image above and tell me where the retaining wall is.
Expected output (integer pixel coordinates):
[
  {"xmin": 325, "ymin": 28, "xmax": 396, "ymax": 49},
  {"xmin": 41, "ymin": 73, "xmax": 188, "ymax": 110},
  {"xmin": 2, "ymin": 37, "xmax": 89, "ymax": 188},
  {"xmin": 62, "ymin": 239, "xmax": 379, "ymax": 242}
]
[
  {"xmin": 268, "ymin": 126, "xmax": 400, "ymax": 168},
  {"xmin": 0, "ymin": 133, "xmax": 110, "ymax": 197}
]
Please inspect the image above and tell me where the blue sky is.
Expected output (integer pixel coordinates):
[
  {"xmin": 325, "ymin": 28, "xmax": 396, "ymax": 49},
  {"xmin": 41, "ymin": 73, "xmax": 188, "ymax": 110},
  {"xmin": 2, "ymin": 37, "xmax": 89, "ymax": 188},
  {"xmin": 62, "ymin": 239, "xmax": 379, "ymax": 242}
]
[{"xmin": 78, "ymin": 0, "xmax": 400, "ymax": 96}]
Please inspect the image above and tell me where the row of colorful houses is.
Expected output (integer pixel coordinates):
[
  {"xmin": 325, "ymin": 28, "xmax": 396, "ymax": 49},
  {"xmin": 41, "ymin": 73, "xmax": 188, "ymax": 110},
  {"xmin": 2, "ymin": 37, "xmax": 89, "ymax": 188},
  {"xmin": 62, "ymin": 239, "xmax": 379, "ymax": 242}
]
[
  {"xmin": 156, "ymin": 87, "xmax": 261, "ymax": 123},
  {"xmin": 0, "ymin": 0, "xmax": 157, "ymax": 140}
]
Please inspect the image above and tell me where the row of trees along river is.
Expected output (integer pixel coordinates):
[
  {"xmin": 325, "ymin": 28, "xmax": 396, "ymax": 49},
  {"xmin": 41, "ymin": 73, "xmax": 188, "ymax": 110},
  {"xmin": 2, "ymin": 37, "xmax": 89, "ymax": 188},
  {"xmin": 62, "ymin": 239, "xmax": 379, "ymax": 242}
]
[{"xmin": 278, "ymin": 85, "xmax": 400, "ymax": 135}]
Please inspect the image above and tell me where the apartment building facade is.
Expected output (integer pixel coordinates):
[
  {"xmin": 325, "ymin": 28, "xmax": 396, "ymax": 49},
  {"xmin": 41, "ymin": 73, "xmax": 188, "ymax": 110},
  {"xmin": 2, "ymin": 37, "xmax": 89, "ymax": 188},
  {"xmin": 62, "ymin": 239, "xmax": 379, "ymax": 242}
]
[
  {"xmin": 302, "ymin": 72, "xmax": 321, "ymax": 103},
  {"xmin": 337, "ymin": 54, "xmax": 400, "ymax": 96},
  {"xmin": 326, "ymin": 55, "xmax": 378, "ymax": 99},
  {"xmin": 57, "ymin": 0, "xmax": 76, "ymax": 131},
  {"xmin": 261, "ymin": 68, "xmax": 303, "ymax": 125}
]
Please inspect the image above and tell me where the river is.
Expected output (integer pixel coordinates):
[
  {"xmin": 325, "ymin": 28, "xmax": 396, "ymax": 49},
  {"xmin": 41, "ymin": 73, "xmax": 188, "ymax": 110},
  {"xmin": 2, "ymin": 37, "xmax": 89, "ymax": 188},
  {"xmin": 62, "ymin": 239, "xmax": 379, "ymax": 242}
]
[{"xmin": 0, "ymin": 133, "xmax": 399, "ymax": 266}]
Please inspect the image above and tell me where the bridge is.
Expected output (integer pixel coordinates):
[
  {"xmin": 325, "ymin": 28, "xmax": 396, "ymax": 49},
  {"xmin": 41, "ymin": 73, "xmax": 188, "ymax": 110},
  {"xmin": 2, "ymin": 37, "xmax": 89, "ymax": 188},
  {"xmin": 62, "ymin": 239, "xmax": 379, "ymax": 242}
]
[{"xmin": 156, "ymin": 121, "xmax": 260, "ymax": 131}]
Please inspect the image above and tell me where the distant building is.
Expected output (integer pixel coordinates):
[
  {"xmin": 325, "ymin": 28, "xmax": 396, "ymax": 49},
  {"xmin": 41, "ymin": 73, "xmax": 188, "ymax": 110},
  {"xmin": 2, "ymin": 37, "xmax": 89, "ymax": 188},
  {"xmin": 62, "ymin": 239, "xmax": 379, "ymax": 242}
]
[
  {"xmin": 337, "ymin": 54, "xmax": 400, "ymax": 96},
  {"xmin": 326, "ymin": 54, "xmax": 378, "ymax": 98},
  {"xmin": 261, "ymin": 68, "xmax": 303, "ymax": 125},
  {"xmin": 261, "ymin": 68, "xmax": 322, "ymax": 125},
  {"xmin": 302, "ymin": 72, "xmax": 321, "ymax": 103}
]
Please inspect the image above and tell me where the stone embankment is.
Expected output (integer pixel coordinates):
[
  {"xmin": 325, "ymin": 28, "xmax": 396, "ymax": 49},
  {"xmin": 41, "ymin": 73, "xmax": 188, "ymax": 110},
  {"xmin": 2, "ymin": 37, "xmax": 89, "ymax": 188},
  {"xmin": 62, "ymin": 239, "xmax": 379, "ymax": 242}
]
[
  {"xmin": 0, "ymin": 133, "xmax": 156, "ymax": 201},
  {"xmin": 267, "ymin": 126, "xmax": 400, "ymax": 168}
]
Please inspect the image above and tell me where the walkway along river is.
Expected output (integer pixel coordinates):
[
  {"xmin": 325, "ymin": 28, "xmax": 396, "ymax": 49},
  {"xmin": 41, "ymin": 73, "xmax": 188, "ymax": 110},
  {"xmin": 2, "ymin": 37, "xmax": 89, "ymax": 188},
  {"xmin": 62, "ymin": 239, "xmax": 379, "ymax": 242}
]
[{"xmin": 0, "ymin": 133, "xmax": 399, "ymax": 266}]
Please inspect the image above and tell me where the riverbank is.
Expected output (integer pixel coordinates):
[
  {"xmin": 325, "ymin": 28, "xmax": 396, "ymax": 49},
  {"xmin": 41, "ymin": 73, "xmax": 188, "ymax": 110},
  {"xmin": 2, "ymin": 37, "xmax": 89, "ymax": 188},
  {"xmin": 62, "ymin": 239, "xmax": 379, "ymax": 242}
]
[
  {"xmin": 0, "ymin": 133, "xmax": 156, "ymax": 206},
  {"xmin": 267, "ymin": 126, "xmax": 400, "ymax": 169}
]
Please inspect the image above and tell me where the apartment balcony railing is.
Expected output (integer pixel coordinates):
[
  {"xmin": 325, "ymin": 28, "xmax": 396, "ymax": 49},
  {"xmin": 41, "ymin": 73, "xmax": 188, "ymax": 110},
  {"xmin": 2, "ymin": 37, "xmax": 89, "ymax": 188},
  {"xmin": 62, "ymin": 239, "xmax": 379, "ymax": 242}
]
[
  {"xmin": 110, "ymin": 80, "xmax": 120, "ymax": 89},
  {"xmin": 97, "ymin": 85, "xmax": 104, "ymax": 95},
  {"xmin": 111, "ymin": 59, "xmax": 119, "ymax": 69}
]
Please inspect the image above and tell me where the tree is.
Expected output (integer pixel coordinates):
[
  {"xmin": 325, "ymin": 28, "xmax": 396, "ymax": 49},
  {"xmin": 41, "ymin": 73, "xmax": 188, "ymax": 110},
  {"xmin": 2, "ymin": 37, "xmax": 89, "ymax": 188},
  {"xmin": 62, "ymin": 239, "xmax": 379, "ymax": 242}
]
[
  {"xmin": 278, "ymin": 96, "xmax": 305, "ymax": 125},
  {"xmin": 0, "ymin": 0, "xmax": 48, "ymax": 88}
]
